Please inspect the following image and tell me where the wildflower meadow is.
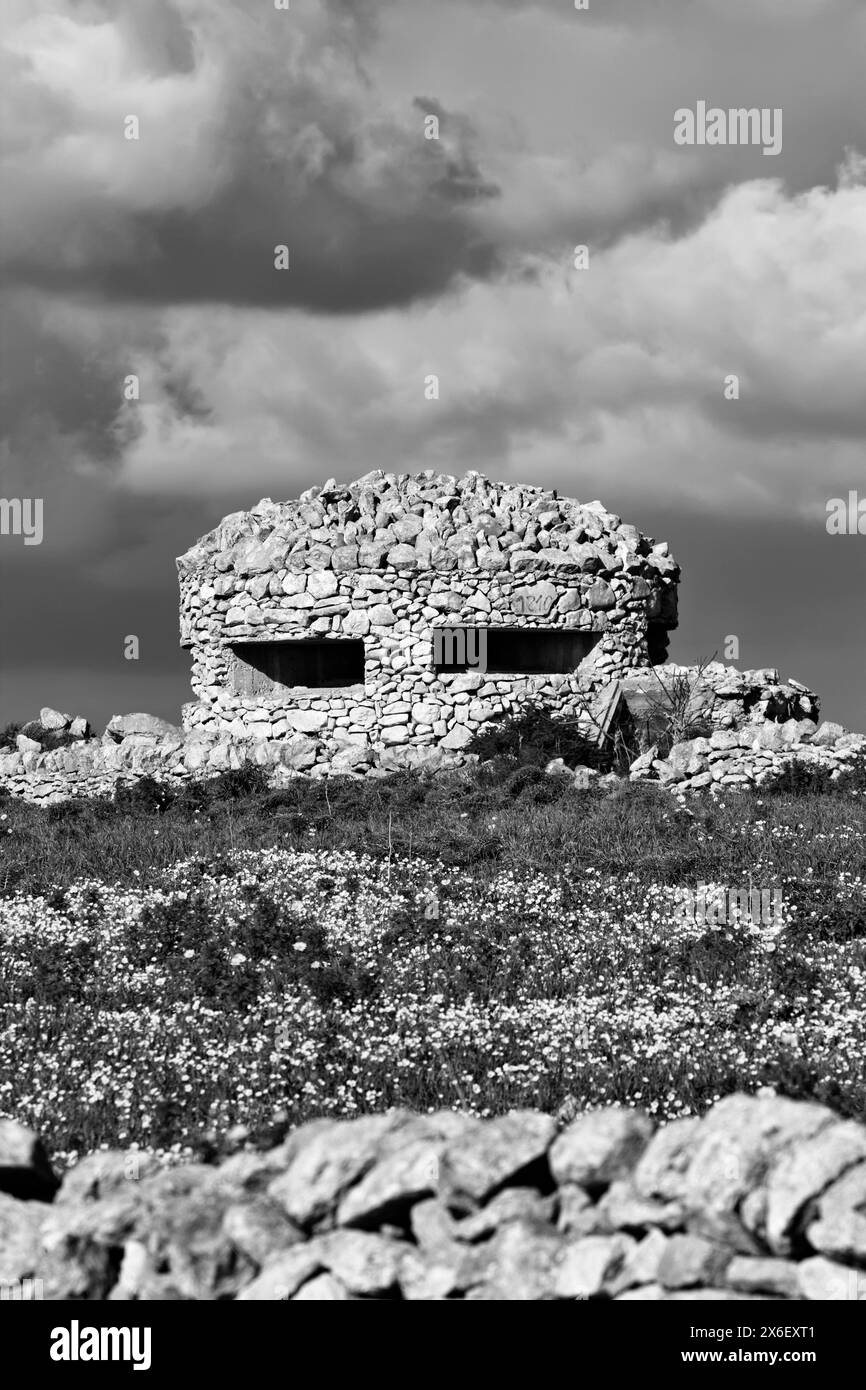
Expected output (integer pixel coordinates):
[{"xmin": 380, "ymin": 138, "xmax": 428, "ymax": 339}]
[{"xmin": 1, "ymin": 760, "xmax": 864, "ymax": 1171}]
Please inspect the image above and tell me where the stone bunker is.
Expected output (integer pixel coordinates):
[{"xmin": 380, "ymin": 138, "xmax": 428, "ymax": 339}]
[
  {"xmin": 176, "ymin": 470, "xmax": 680, "ymax": 771},
  {"xmin": 4, "ymin": 469, "xmax": 863, "ymax": 801}
]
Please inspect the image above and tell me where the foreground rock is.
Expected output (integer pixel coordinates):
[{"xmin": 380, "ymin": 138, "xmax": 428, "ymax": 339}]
[{"xmin": 2, "ymin": 1094, "xmax": 865, "ymax": 1300}]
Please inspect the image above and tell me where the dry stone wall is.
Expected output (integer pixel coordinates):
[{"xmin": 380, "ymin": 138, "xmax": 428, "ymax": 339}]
[
  {"xmin": 3, "ymin": 1093, "xmax": 865, "ymax": 1300},
  {"xmin": 630, "ymin": 722, "xmax": 866, "ymax": 793},
  {"xmin": 0, "ymin": 687, "xmax": 862, "ymax": 805}
]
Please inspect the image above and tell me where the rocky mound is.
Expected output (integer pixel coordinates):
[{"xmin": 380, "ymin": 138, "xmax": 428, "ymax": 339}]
[
  {"xmin": 4, "ymin": 707, "xmax": 91, "ymax": 755},
  {"xmin": 177, "ymin": 469, "xmax": 679, "ymax": 580},
  {"xmin": 621, "ymin": 663, "xmax": 820, "ymax": 736},
  {"xmin": 2, "ymin": 1094, "xmax": 864, "ymax": 1300}
]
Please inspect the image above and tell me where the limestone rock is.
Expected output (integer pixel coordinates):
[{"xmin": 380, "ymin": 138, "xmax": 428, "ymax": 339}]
[
  {"xmin": 267, "ymin": 1113, "xmax": 417, "ymax": 1228},
  {"xmin": 586, "ymin": 579, "xmax": 616, "ymax": 611},
  {"xmin": 629, "ymin": 745, "xmax": 658, "ymax": 778},
  {"xmin": 39, "ymin": 707, "xmax": 71, "ymax": 730},
  {"xmin": 509, "ymin": 582, "xmax": 558, "ymax": 617},
  {"xmin": 237, "ymin": 1247, "xmax": 325, "ymax": 1301},
  {"xmin": 724, "ymin": 1256, "xmax": 800, "ymax": 1298},
  {"xmin": 306, "ymin": 571, "xmax": 338, "ymax": 600},
  {"xmin": 805, "ymin": 1163, "xmax": 866, "ymax": 1262},
  {"xmin": 105, "ymin": 713, "xmax": 181, "ymax": 742},
  {"xmin": 762, "ymin": 1120, "xmax": 866, "ymax": 1254},
  {"xmin": 311, "ymin": 1230, "xmax": 404, "ymax": 1295},
  {"xmin": 337, "ymin": 1137, "xmax": 445, "ymax": 1229},
  {"xmin": 812, "ymin": 720, "xmax": 845, "ymax": 746},
  {"xmin": 291, "ymin": 1273, "xmax": 353, "ymax": 1301},
  {"xmin": 464, "ymin": 1219, "xmax": 564, "ymax": 1300},
  {"xmin": 677, "ymin": 1095, "xmax": 831, "ymax": 1218},
  {"xmin": 633, "ymin": 1117, "xmax": 702, "ymax": 1202},
  {"xmin": 657, "ymin": 1234, "xmax": 731, "ymax": 1289},
  {"xmin": 440, "ymin": 725, "xmax": 474, "ymax": 751},
  {"xmin": 596, "ymin": 1180, "xmax": 685, "ymax": 1233},
  {"xmin": 367, "ymin": 603, "xmax": 397, "ymax": 626},
  {"xmin": 550, "ymin": 1108, "xmax": 654, "ymax": 1190},
  {"xmin": 554, "ymin": 1233, "xmax": 635, "ymax": 1298},
  {"xmin": 455, "ymin": 1188, "xmax": 555, "ymax": 1241},
  {"xmin": 439, "ymin": 1112, "xmax": 556, "ymax": 1205},
  {"xmin": 0, "ymin": 1192, "xmax": 45, "ymax": 1283},
  {"xmin": 285, "ymin": 711, "xmax": 327, "ymax": 734}
]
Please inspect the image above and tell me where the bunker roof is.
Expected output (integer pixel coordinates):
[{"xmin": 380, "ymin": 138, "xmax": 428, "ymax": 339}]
[{"xmin": 177, "ymin": 470, "xmax": 677, "ymax": 579}]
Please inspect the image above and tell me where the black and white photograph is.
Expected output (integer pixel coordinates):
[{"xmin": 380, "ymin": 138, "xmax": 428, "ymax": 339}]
[{"xmin": 0, "ymin": 0, "xmax": 864, "ymax": 1344}]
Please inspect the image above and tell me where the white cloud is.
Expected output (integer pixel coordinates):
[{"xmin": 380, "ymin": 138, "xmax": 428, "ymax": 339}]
[{"xmin": 108, "ymin": 161, "xmax": 866, "ymax": 522}]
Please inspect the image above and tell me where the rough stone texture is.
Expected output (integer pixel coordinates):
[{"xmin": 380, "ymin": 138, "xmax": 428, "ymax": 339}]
[
  {"xmin": 550, "ymin": 1108, "xmax": 654, "ymax": 1188},
  {"xmin": 805, "ymin": 1163, "xmax": 866, "ymax": 1263},
  {"xmin": 625, "ymin": 675, "xmax": 865, "ymax": 796},
  {"xmin": 0, "ymin": 1193, "xmax": 45, "ymax": 1283},
  {"xmin": 3, "ymin": 474, "xmax": 864, "ymax": 801},
  {"xmin": 622, "ymin": 663, "xmax": 820, "ymax": 740},
  {"xmin": 174, "ymin": 470, "xmax": 680, "ymax": 773},
  {"xmin": 438, "ymin": 1112, "xmax": 556, "ymax": 1206},
  {"xmin": 4, "ymin": 1093, "xmax": 865, "ymax": 1300},
  {"xmin": 105, "ymin": 713, "xmax": 182, "ymax": 742},
  {"xmin": 4, "ymin": 674, "xmax": 859, "ymax": 805}
]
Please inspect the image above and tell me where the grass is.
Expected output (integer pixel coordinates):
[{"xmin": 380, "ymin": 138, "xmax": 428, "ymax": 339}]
[
  {"xmin": 0, "ymin": 756, "xmax": 864, "ymax": 1168},
  {"xmin": 2, "ymin": 756, "xmax": 865, "ymax": 898}
]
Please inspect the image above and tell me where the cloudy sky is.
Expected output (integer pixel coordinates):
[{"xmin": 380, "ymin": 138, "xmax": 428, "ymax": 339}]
[{"xmin": 1, "ymin": 0, "xmax": 864, "ymax": 729}]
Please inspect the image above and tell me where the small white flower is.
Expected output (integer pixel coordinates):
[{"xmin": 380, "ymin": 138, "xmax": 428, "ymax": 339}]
[
  {"xmin": 230, "ymin": 952, "xmax": 247, "ymax": 967},
  {"xmin": 183, "ymin": 949, "xmax": 195, "ymax": 959},
  {"xmin": 293, "ymin": 941, "xmax": 307, "ymax": 952}
]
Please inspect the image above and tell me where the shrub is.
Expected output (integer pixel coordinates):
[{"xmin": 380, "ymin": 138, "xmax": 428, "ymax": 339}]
[
  {"xmin": 761, "ymin": 755, "xmax": 866, "ymax": 797},
  {"xmin": 466, "ymin": 703, "xmax": 615, "ymax": 771},
  {"xmin": 5, "ymin": 720, "xmax": 92, "ymax": 753},
  {"xmin": 204, "ymin": 765, "xmax": 271, "ymax": 801},
  {"xmin": 639, "ymin": 658, "xmax": 717, "ymax": 755},
  {"xmin": 114, "ymin": 776, "xmax": 175, "ymax": 814},
  {"xmin": 36, "ymin": 730, "xmax": 89, "ymax": 752}
]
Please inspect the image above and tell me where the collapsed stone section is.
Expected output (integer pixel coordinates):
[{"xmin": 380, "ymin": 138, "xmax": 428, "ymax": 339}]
[
  {"xmin": 622, "ymin": 663, "xmax": 820, "ymax": 741},
  {"xmin": 176, "ymin": 470, "xmax": 679, "ymax": 763}
]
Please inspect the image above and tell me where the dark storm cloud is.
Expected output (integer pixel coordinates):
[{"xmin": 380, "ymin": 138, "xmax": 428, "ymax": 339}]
[
  {"xmin": 11, "ymin": 193, "xmax": 500, "ymax": 314},
  {"xmin": 1, "ymin": 0, "xmax": 501, "ymax": 313}
]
